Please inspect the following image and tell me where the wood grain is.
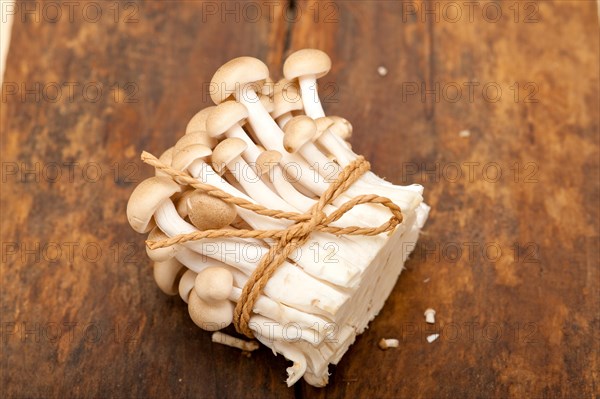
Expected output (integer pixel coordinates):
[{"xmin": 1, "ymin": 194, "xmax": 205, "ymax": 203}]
[{"xmin": 1, "ymin": 1, "xmax": 598, "ymax": 398}]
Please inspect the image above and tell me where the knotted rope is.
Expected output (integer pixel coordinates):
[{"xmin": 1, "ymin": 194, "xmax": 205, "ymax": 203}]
[{"xmin": 141, "ymin": 151, "xmax": 403, "ymax": 338}]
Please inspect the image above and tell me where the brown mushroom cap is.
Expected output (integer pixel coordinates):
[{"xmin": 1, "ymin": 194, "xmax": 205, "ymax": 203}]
[
  {"xmin": 186, "ymin": 107, "xmax": 216, "ymax": 134},
  {"xmin": 188, "ymin": 291, "xmax": 234, "ymax": 331},
  {"xmin": 314, "ymin": 116, "xmax": 335, "ymax": 141},
  {"xmin": 153, "ymin": 257, "xmax": 185, "ymax": 296},
  {"xmin": 283, "ymin": 49, "xmax": 332, "ymax": 80},
  {"xmin": 127, "ymin": 176, "xmax": 181, "ymax": 233},
  {"xmin": 255, "ymin": 150, "xmax": 282, "ymax": 176},
  {"xmin": 171, "ymin": 144, "xmax": 212, "ymax": 171},
  {"xmin": 178, "ymin": 269, "xmax": 198, "ymax": 303},
  {"xmin": 183, "ymin": 190, "xmax": 237, "ymax": 230},
  {"xmin": 146, "ymin": 227, "xmax": 178, "ymax": 262},
  {"xmin": 206, "ymin": 101, "xmax": 249, "ymax": 138},
  {"xmin": 156, "ymin": 147, "xmax": 175, "ymax": 177},
  {"xmin": 174, "ymin": 132, "xmax": 217, "ymax": 155},
  {"xmin": 210, "ymin": 57, "xmax": 270, "ymax": 104},
  {"xmin": 283, "ymin": 115, "xmax": 317, "ymax": 153},
  {"xmin": 328, "ymin": 116, "xmax": 353, "ymax": 139},
  {"xmin": 211, "ymin": 138, "xmax": 247, "ymax": 175},
  {"xmin": 262, "ymin": 76, "xmax": 275, "ymax": 97},
  {"xmin": 272, "ymin": 83, "xmax": 303, "ymax": 118},
  {"xmin": 274, "ymin": 78, "xmax": 292, "ymax": 94},
  {"xmin": 194, "ymin": 267, "xmax": 234, "ymax": 302},
  {"xmin": 175, "ymin": 190, "xmax": 194, "ymax": 218}
]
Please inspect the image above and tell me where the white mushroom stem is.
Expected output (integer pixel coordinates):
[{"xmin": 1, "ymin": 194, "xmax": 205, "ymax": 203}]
[
  {"xmin": 254, "ymin": 337, "xmax": 307, "ymax": 387},
  {"xmin": 223, "ymin": 123, "xmax": 263, "ymax": 163},
  {"xmin": 182, "ymin": 269, "xmax": 327, "ymax": 345},
  {"xmin": 264, "ymin": 161, "xmax": 389, "ymax": 257},
  {"xmin": 233, "ymin": 88, "xmax": 331, "ymax": 196},
  {"xmin": 188, "ymin": 159, "xmax": 283, "ymax": 230},
  {"xmin": 223, "ymin": 153, "xmax": 297, "ymax": 212},
  {"xmin": 233, "ymin": 89, "xmax": 410, "ymax": 227},
  {"xmin": 298, "ymin": 76, "xmax": 325, "ymax": 119},
  {"xmin": 295, "ymin": 139, "xmax": 342, "ymax": 179},
  {"xmin": 268, "ymin": 163, "xmax": 315, "ymax": 211},
  {"xmin": 295, "ymin": 74, "xmax": 427, "ymax": 195},
  {"xmin": 154, "ymin": 199, "xmax": 350, "ymax": 316},
  {"xmin": 169, "ymin": 246, "xmax": 333, "ymax": 338},
  {"xmin": 186, "ymin": 159, "xmax": 370, "ymax": 288},
  {"xmin": 212, "ymin": 331, "xmax": 259, "ymax": 352}
]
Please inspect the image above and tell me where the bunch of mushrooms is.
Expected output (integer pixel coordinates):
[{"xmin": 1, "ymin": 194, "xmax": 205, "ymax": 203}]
[{"xmin": 127, "ymin": 49, "xmax": 429, "ymax": 387}]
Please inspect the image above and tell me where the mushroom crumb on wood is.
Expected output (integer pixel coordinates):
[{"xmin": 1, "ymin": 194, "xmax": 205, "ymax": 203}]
[
  {"xmin": 378, "ymin": 338, "xmax": 400, "ymax": 350},
  {"xmin": 377, "ymin": 66, "xmax": 388, "ymax": 76},
  {"xmin": 424, "ymin": 308, "xmax": 436, "ymax": 324},
  {"xmin": 427, "ymin": 334, "xmax": 440, "ymax": 343}
]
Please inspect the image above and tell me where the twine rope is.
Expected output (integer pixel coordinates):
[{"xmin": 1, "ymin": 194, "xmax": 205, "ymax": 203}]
[{"xmin": 141, "ymin": 151, "xmax": 403, "ymax": 338}]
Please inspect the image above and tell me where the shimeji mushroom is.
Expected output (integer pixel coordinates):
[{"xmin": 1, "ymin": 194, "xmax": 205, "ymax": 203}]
[
  {"xmin": 127, "ymin": 176, "xmax": 182, "ymax": 234},
  {"xmin": 176, "ymin": 190, "xmax": 237, "ymax": 231},
  {"xmin": 148, "ymin": 189, "xmax": 350, "ymax": 316},
  {"xmin": 173, "ymin": 142, "xmax": 367, "ymax": 288},
  {"xmin": 254, "ymin": 150, "xmax": 382, "ymax": 255},
  {"xmin": 153, "ymin": 257, "xmax": 185, "ymax": 296},
  {"xmin": 211, "ymin": 138, "xmax": 297, "ymax": 212},
  {"xmin": 272, "ymin": 79, "xmax": 303, "ymax": 128},
  {"xmin": 206, "ymin": 101, "xmax": 262, "ymax": 162},
  {"xmin": 284, "ymin": 50, "xmax": 424, "ymax": 201},
  {"xmin": 315, "ymin": 116, "xmax": 352, "ymax": 149},
  {"xmin": 186, "ymin": 267, "xmax": 235, "ymax": 330},
  {"xmin": 186, "ymin": 106, "xmax": 216, "ymax": 134},
  {"xmin": 261, "ymin": 76, "xmax": 275, "ymax": 97},
  {"xmin": 210, "ymin": 57, "xmax": 335, "ymax": 196},
  {"xmin": 210, "ymin": 139, "xmax": 373, "ymax": 288},
  {"xmin": 127, "ymin": 50, "xmax": 432, "ymax": 387},
  {"xmin": 173, "ymin": 132, "xmax": 218, "ymax": 156},
  {"xmin": 200, "ymin": 111, "xmax": 394, "ymax": 280},
  {"xmin": 178, "ymin": 269, "xmax": 198, "ymax": 303},
  {"xmin": 316, "ymin": 119, "xmax": 424, "ymax": 205},
  {"xmin": 194, "ymin": 266, "xmax": 234, "ymax": 302},
  {"xmin": 283, "ymin": 49, "xmax": 331, "ymax": 119},
  {"xmin": 156, "ymin": 147, "xmax": 175, "ymax": 178},
  {"xmin": 214, "ymin": 57, "xmax": 414, "ymax": 227},
  {"xmin": 209, "ymin": 57, "xmax": 398, "ymax": 229},
  {"xmin": 255, "ymin": 150, "xmax": 312, "ymax": 210},
  {"xmin": 146, "ymin": 227, "xmax": 178, "ymax": 262},
  {"xmin": 175, "ymin": 241, "xmax": 338, "ymax": 344},
  {"xmin": 188, "ymin": 289, "xmax": 234, "ymax": 331},
  {"xmin": 160, "ymin": 244, "xmax": 331, "ymax": 337},
  {"xmin": 171, "ymin": 249, "xmax": 333, "ymax": 339},
  {"xmin": 172, "ymin": 144, "xmax": 283, "ymax": 231},
  {"xmin": 283, "ymin": 115, "xmax": 343, "ymax": 178}
]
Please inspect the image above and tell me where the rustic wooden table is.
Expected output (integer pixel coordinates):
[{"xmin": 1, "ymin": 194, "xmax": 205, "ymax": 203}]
[{"xmin": 1, "ymin": 1, "xmax": 598, "ymax": 397}]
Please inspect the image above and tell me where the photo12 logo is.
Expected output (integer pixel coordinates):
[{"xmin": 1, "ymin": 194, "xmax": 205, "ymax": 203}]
[
  {"xmin": 401, "ymin": 1, "xmax": 540, "ymax": 24},
  {"xmin": 1, "ymin": 82, "xmax": 138, "ymax": 104},
  {"xmin": 1, "ymin": 1, "xmax": 139, "ymax": 24}
]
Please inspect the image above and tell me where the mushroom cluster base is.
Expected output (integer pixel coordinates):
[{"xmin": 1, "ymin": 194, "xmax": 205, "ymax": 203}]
[
  {"xmin": 126, "ymin": 49, "xmax": 429, "ymax": 388},
  {"xmin": 270, "ymin": 202, "xmax": 429, "ymax": 386}
]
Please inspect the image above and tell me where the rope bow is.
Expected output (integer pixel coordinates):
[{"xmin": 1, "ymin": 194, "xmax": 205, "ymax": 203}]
[{"xmin": 141, "ymin": 151, "xmax": 402, "ymax": 338}]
